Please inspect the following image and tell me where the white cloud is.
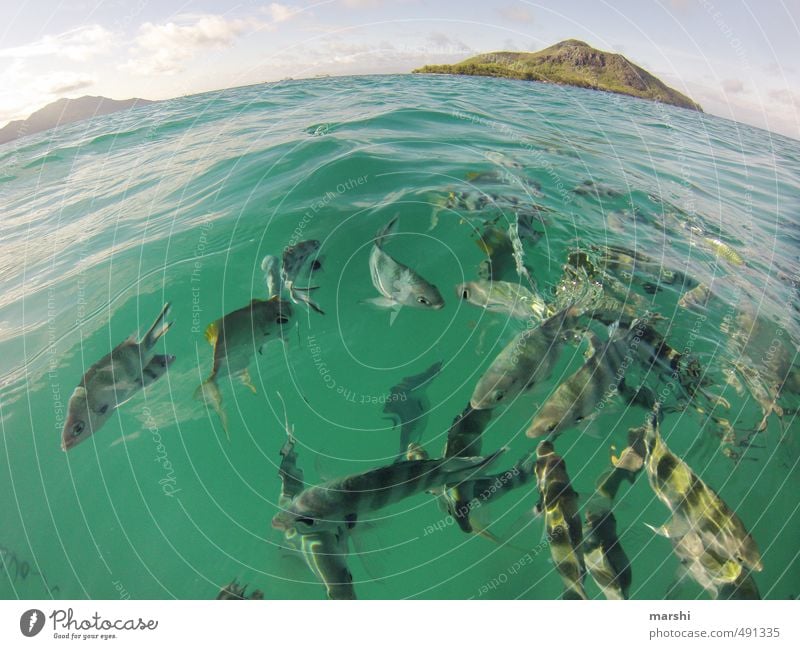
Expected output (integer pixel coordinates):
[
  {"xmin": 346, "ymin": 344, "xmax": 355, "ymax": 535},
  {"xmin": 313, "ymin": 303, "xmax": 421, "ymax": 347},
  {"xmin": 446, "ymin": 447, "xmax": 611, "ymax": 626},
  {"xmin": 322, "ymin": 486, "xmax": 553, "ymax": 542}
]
[
  {"xmin": 768, "ymin": 88, "xmax": 799, "ymax": 106},
  {"xmin": 121, "ymin": 14, "xmax": 260, "ymax": 75},
  {"xmin": 265, "ymin": 3, "xmax": 295, "ymax": 23},
  {"xmin": 34, "ymin": 72, "xmax": 96, "ymax": 95},
  {"xmin": 722, "ymin": 78, "xmax": 745, "ymax": 94},
  {"xmin": 497, "ymin": 5, "xmax": 535, "ymax": 24},
  {"xmin": 0, "ymin": 25, "xmax": 114, "ymax": 62}
]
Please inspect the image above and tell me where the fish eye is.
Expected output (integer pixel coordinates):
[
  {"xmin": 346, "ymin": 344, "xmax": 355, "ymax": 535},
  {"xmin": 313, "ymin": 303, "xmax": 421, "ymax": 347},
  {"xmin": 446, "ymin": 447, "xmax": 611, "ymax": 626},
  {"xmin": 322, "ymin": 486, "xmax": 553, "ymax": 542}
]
[
  {"xmin": 546, "ymin": 423, "xmax": 557, "ymax": 434},
  {"xmin": 276, "ymin": 316, "xmax": 289, "ymax": 324},
  {"xmin": 417, "ymin": 296, "xmax": 431, "ymax": 305},
  {"xmin": 461, "ymin": 289, "xmax": 470, "ymax": 300},
  {"xmin": 96, "ymin": 404, "xmax": 109, "ymax": 415},
  {"xmin": 494, "ymin": 391, "xmax": 505, "ymax": 402},
  {"xmin": 311, "ymin": 260, "xmax": 322, "ymax": 271},
  {"xmin": 71, "ymin": 421, "xmax": 85, "ymax": 437},
  {"xmin": 575, "ymin": 415, "xmax": 584, "ymax": 423}
]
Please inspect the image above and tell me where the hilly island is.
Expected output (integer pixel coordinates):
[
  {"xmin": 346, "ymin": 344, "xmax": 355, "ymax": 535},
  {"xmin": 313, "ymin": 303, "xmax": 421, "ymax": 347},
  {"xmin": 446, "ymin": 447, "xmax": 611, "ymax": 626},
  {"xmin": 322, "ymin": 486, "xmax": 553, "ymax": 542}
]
[{"xmin": 413, "ymin": 39, "xmax": 702, "ymax": 111}]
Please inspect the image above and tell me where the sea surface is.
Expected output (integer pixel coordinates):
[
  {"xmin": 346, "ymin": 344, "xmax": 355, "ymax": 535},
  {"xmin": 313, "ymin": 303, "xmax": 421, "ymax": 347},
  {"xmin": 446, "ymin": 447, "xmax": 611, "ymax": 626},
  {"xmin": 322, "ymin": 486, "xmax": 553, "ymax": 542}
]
[{"xmin": 1, "ymin": 74, "xmax": 798, "ymax": 599}]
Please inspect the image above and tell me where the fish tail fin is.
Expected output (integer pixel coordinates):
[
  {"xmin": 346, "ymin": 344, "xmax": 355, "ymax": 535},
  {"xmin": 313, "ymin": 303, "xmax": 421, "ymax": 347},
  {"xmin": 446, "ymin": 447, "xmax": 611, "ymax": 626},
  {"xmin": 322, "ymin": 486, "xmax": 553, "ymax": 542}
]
[
  {"xmin": 470, "ymin": 517, "xmax": 535, "ymax": 554},
  {"xmin": 375, "ymin": 215, "xmax": 399, "ymax": 248},
  {"xmin": 194, "ymin": 378, "xmax": 230, "ymax": 441},
  {"xmin": 142, "ymin": 302, "xmax": 173, "ymax": 349}
]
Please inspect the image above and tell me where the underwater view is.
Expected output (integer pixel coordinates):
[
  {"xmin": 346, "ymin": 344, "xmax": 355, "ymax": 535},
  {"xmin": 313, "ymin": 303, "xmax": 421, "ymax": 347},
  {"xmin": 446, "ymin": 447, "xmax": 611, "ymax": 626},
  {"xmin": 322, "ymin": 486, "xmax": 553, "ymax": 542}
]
[{"xmin": 1, "ymin": 73, "xmax": 798, "ymax": 601}]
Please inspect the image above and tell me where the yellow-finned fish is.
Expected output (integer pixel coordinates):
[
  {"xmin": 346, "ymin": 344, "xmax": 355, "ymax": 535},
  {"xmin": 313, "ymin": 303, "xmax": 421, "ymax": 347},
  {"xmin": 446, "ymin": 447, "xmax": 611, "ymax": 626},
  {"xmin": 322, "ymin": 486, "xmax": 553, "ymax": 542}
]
[
  {"xmin": 195, "ymin": 297, "xmax": 293, "ymax": 438},
  {"xmin": 640, "ymin": 408, "xmax": 763, "ymax": 574},
  {"xmin": 62, "ymin": 303, "xmax": 173, "ymax": 451},
  {"xmin": 535, "ymin": 441, "xmax": 586, "ymax": 600}
]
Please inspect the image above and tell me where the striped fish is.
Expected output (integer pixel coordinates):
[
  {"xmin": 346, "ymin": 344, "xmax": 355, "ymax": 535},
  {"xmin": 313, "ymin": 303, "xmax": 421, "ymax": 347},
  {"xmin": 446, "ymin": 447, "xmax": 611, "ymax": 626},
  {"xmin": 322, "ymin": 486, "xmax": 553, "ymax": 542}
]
[
  {"xmin": 534, "ymin": 441, "xmax": 586, "ymax": 600},
  {"xmin": 272, "ymin": 449, "xmax": 507, "ymax": 534},
  {"xmin": 277, "ymin": 419, "xmax": 356, "ymax": 600},
  {"xmin": 583, "ymin": 506, "xmax": 631, "ymax": 600},
  {"xmin": 443, "ymin": 403, "xmax": 492, "ymax": 459},
  {"xmin": 640, "ymin": 409, "xmax": 763, "ymax": 574},
  {"xmin": 441, "ymin": 452, "xmax": 535, "ymax": 534}
]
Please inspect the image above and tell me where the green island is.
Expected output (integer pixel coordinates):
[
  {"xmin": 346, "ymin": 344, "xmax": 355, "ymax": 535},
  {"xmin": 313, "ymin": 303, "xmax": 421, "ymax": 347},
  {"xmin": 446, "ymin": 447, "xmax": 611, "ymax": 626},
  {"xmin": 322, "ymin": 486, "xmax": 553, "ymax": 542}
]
[{"xmin": 413, "ymin": 39, "xmax": 702, "ymax": 111}]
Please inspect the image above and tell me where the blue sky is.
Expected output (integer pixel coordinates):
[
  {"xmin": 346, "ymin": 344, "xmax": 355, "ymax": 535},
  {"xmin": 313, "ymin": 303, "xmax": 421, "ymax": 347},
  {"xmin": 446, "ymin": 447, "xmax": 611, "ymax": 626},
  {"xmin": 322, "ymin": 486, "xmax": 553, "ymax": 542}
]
[{"xmin": 1, "ymin": 0, "xmax": 797, "ymax": 138}]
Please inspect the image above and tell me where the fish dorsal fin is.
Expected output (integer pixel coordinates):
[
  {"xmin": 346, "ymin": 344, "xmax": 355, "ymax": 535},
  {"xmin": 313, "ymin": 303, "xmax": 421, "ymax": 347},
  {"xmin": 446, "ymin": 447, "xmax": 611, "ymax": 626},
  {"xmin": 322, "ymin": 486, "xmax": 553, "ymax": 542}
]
[{"xmin": 205, "ymin": 321, "xmax": 219, "ymax": 346}]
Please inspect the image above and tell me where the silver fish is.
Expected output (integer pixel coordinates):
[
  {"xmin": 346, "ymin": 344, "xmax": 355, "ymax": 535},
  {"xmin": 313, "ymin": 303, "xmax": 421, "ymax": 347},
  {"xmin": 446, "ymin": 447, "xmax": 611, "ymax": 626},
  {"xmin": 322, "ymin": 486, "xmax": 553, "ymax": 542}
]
[
  {"xmin": 366, "ymin": 217, "xmax": 444, "ymax": 323},
  {"xmin": 261, "ymin": 254, "xmax": 282, "ymax": 299},
  {"xmin": 62, "ymin": 303, "xmax": 173, "ymax": 451},
  {"xmin": 456, "ymin": 280, "xmax": 547, "ymax": 321},
  {"xmin": 194, "ymin": 297, "xmax": 293, "ymax": 438},
  {"xmin": 470, "ymin": 307, "xmax": 581, "ymax": 410},
  {"xmin": 383, "ymin": 361, "xmax": 443, "ymax": 459},
  {"xmin": 282, "ymin": 240, "xmax": 324, "ymax": 314},
  {"xmin": 272, "ymin": 449, "xmax": 507, "ymax": 534},
  {"xmin": 526, "ymin": 329, "xmax": 631, "ymax": 439}
]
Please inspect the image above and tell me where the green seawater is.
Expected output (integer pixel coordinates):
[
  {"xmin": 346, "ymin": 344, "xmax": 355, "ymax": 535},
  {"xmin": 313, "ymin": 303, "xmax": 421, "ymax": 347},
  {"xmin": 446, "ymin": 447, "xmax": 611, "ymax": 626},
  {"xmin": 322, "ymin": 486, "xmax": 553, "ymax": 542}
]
[{"xmin": 1, "ymin": 74, "xmax": 798, "ymax": 600}]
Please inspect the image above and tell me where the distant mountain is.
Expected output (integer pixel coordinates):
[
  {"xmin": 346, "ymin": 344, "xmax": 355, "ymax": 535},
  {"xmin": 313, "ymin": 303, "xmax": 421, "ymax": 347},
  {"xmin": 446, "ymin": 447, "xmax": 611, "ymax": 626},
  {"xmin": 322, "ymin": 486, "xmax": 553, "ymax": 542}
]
[
  {"xmin": 0, "ymin": 95, "xmax": 153, "ymax": 145},
  {"xmin": 413, "ymin": 39, "xmax": 702, "ymax": 111}
]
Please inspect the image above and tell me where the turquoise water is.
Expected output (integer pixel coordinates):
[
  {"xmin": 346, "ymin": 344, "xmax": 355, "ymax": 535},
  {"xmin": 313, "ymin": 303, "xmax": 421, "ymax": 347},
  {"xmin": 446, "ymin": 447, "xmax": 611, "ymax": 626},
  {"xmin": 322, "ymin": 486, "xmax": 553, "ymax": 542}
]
[{"xmin": 1, "ymin": 74, "xmax": 798, "ymax": 599}]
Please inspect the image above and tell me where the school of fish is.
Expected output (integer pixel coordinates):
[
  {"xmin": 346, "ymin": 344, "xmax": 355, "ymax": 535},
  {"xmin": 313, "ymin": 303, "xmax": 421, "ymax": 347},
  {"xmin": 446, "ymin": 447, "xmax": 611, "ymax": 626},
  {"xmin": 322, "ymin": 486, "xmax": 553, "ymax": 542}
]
[{"xmin": 59, "ymin": 161, "xmax": 800, "ymax": 601}]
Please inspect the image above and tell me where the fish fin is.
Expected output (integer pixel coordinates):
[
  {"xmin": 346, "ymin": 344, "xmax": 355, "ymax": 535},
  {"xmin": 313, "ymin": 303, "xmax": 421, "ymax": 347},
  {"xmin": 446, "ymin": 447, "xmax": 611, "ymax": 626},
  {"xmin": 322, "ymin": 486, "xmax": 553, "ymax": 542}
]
[
  {"xmin": 350, "ymin": 523, "xmax": 389, "ymax": 585},
  {"xmin": 141, "ymin": 302, "xmax": 173, "ymax": 349},
  {"xmin": 240, "ymin": 369, "xmax": 257, "ymax": 394},
  {"xmin": 612, "ymin": 446, "xmax": 644, "ymax": 473},
  {"xmin": 375, "ymin": 215, "xmax": 399, "ymax": 248},
  {"xmin": 644, "ymin": 522, "xmax": 672, "ymax": 538},
  {"xmin": 194, "ymin": 379, "xmax": 230, "ymax": 441},
  {"xmin": 291, "ymin": 286, "xmax": 325, "ymax": 314},
  {"xmin": 468, "ymin": 507, "xmax": 531, "ymax": 553},
  {"xmin": 204, "ymin": 321, "xmax": 219, "ymax": 346},
  {"xmin": 429, "ymin": 209, "xmax": 440, "ymax": 231},
  {"xmin": 114, "ymin": 393, "xmax": 138, "ymax": 408},
  {"xmin": 444, "ymin": 447, "xmax": 508, "ymax": 480},
  {"xmin": 361, "ymin": 296, "xmax": 397, "ymax": 309},
  {"xmin": 388, "ymin": 306, "xmax": 402, "ymax": 327}
]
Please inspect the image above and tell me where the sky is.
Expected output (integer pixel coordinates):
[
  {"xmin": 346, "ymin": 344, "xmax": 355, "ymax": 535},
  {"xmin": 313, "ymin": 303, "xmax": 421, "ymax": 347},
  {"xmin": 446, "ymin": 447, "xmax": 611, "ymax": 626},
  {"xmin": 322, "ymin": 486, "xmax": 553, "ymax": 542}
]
[{"xmin": 0, "ymin": 0, "xmax": 798, "ymax": 139}]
